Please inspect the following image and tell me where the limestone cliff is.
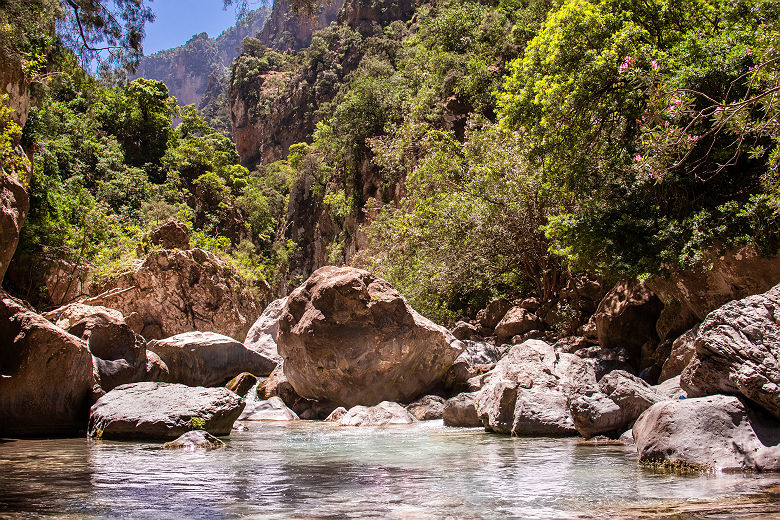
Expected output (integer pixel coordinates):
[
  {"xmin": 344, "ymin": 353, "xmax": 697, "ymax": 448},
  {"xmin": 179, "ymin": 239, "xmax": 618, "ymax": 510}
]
[{"xmin": 258, "ymin": 0, "xmax": 344, "ymax": 51}]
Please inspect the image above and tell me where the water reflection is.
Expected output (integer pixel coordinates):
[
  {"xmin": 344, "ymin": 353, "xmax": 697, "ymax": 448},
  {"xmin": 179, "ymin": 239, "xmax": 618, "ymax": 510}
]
[{"xmin": 0, "ymin": 422, "xmax": 778, "ymax": 519}]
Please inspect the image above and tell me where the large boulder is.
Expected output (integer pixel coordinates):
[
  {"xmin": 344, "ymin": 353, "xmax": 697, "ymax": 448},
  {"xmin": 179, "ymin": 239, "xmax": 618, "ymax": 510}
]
[
  {"xmin": 87, "ymin": 382, "xmax": 245, "ymax": 440},
  {"xmin": 0, "ymin": 173, "xmax": 29, "ymax": 285},
  {"xmin": 0, "ymin": 292, "xmax": 97, "ymax": 436},
  {"xmin": 659, "ymin": 324, "xmax": 698, "ymax": 382},
  {"xmin": 338, "ymin": 401, "xmax": 417, "ymax": 426},
  {"xmin": 226, "ymin": 372, "xmax": 259, "ymax": 398},
  {"xmin": 277, "ymin": 266, "xmax": 464, "ymax": 408},
  {"xmin": 406, "ymin": 395, "xmax": 445, "ymax": 421},
  {"xmin": 146, "ymin": 219, "xmax": 190, "ymax": 250},
  {"xmin": 633, "ymin": 395, "xmax": 780, "ymax": 472},
  {"xmin": 81, "ymin": 248, "xmax": 268, "ymax": 340},
  {"xmin": 257, "ymin": 364, "xmax": 337, "ymax": 420},
  {"xmin": 592, "ymin": 280, "xmax": 663, "ymax": 370},
  {"xmin": 681, "ymin": 283, "xmax": 780, "ymax": 419},
  {"xmin": 475, "ymin": 340, "xmax": 597, "ymax": 436},
  {"xmin": 476, "ymin": 298, "xmax": 512, "ymax": 330},
  {"xmin": 244, "ymin": 297, "xmax": 287, "ymax": 365},
  {"xmin": 494, "ymin": 307, "xmax": 543, "ymax": 339},
  {"xmin": 45, "ymin": 304, "xmax": 149, "ymax": 391},
  {"xmin": 443, "ymin": 392, "xmax": 481, "ymax": 427},
  {"xmin": 238, "ymin": 397, "xmax": 299, "ymax": 421},
  {"xmin": 444, "ymin": 340, "xmax": 509, "ymax": 392},
  {"xmin": 148, "ymin": 331, "xmax": 276, "ymax": 387}
]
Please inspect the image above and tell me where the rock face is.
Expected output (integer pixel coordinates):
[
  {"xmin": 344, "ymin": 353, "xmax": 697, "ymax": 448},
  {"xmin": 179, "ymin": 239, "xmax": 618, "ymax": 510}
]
[
  {"xmin": 163, "ymin": 430, "xmax": 225, "ymax": 450},
  {"xmin": 277, "ymin": 266, "xmax": 464, "ymax": 408},
  {"xmin": 681, "ymin": 283, "xmax": 780, "ymax": 420},
  {"xmin": 258, "ymin": 0, "xmax": 344, "ymax": 51},
  {"xmin": 406, "ymin": 395, "xmax": 445, "ymax": 421},
  {"xmin": 443, "ymin": 393, "xmax": 481, "ymax": 427},
  {"xmin": 475, "ymin": 340, "xmax": 597, "ymax": 436},
  {"xmin": 148, "ymin": 332, "xmax": 277, "ymax": 387},
  {"xmin": 83, "ymin": 248, "xmax": 268, "ymax": 340},
  {"xmin": 339, "ymin": 401, "xmax": 417, "ymax": 426},
  {"xmin": 238, "ymin": 396, "xmax": 299, "ymax": 421},
  {"xmin": 88, "ymin": 382, "xmax": 245, "ymax": 440},
  {"xmin": 147, "ymin": 219, "xmax": 190, "ymax": 250},
  {"xmin": 46, "ymin": 304, "xmax": 149, "ymax": 391},
  {"xmin": 659, "ymin": 324, "xmax": 698, "ymax": 382},
  {"xmin": 0, "ymin": 292, "xmax": 97, "ymax": 436},
  {"xmin": 0, "ymin": 170, "xmax": 29, "ymax": 285},
  {"xmin": 592, "ymin": 280, "xmax": 663, "ymax": 370},
  {"xmin": 633, "ymin": 395, "xmax": 780, "ymax": 472},
  {"xmin": 244, "ymin": 297, "xmax": 287, "ymax": 365}
]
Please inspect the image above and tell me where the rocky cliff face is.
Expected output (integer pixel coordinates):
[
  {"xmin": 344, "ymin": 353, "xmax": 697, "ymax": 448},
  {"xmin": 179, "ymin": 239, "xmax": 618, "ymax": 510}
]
[{"xmin": 258, "ymin": 0, "xmax": 344, "ymax": 51}]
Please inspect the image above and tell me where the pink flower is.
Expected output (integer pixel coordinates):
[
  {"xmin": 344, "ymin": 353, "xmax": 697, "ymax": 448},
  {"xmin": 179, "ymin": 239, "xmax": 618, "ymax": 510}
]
[{"xmin": 650, "ymin": 60, "xmax": 659, "ymax": 70}]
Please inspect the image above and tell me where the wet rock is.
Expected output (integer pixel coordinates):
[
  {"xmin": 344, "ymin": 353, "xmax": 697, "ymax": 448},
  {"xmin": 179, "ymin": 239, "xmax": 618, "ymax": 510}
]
[
  {"xmin": 0, "ymin": 291, "xmax": 97, "ymax": 436},
  {"xmin": 476, "ymin": 298, "xmax": 512, "ymax": 329},
  {"xmin": 226, "ymin": 372, "xmax": 258, "ymax": 398},
  {"xmin": 475, "ymin": 340, "xmax": 597, "ymax": 436},
  {"xmin": 238, "ymin": 396, "xmax": 299, "ymax": 421},
  {"xmin": 681, "ymin": 283, "xmax": 780, "ymax": 420},
  {"xmin": 87, "ymin": 382, "xmax": 245, "ymax": 440},
  {"xmin": 592, "ymin": 280, "xmax": 663, "ymax": 370},
  {"xmin": 277, "ymin": 266, "xmax": 463, "ymax": 408},
  {"xmin": 244, "ymin": 297, "xmax": 288, "ymax": 365},
  {"xmin": 163, "ymin": 430, "xmax": 224, "ymax": 450},
  {"xmin": 494, "ymin": 307, "xmax": 543, "ymax": 339},
  {"xmin": 325, "ymin": 407, "xmax": 348, "ymax": 422},
  {"xmin": 406, "ymin": 395, "xmax": 445, "ymax": 421},
  {"xmin": 659, "ymin": 325, "xmax": 699, "ymax": 382},
  {"xmin": 443, "ymin": 393, "xmax": 481, "ymax": 427},
  {"xmin": 633, "ymin": 395, "xmax": 780, "ymax": 472},
  {"xmin": 148, "ymin": 332, "xmax": 276, "ymax": 387},
  {"xmin": 339, "ymin": 401, "xmax": 417, "ymax": 427},
  {"xmin": 83, "ymin": 248, "xmax": 267, "ymax": 340}
]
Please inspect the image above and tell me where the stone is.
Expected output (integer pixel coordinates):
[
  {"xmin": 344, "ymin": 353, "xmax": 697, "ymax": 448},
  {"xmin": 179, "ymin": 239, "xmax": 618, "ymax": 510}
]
[
  {"xmin": 244, "ymin": 297, "xmax": 287, "ymax": 365},
  {"xmin": 257, "ymin": 364, "xmax": 336, "ymax": 420},
  {"xmin": 681, "ymin": 283, "xmax": 780, "ymax": 419},
  {"xmin": 654, "ymin": 375, "xmax": 686, "ymax": 400},
  {"xmin": 45, "ymin": 304, "xmax": 148, "ymax": 391},
  {"xmin": 475, "ymin": 340, "xmax": 597, "ymax": 436},
  {"xmin": 277, "ymin": 266, "xmax": 464, "ymax": 408},
  {"xmin": 573, "ymin": 345, "xmax": 634, "ymax": 381},
  {"xmin": 593, "ymin": 280, "xmax": 663, "ymax": 370},
  {"xmin": 443, "ymin": 393, "xmax": 481, "ymax": 427},
  {"xmin": 476, "ymin": 298, "xmax": 512, "ymax": 329},
  {"xmin": 87, "ymin": 382, "xmax": 245, "ymax": 440},
  {"xmin": 163, "ymin": 430, "xmax": 225, "ymax": 450},
  {"xmin": 226, "ymin": 372, "xmax": 259, "ymax": 398},
  {"xmin": 148, "ymin": 332, "xmax": 276, "ymax": 387},
  {"xmin": 633, "ymin": 395, "xmax": 780, "ymax": 472},
  {"xmin": 406, "ymin": 395, "xmax": 445, "ymax": 421},
  {"xmin": 147, "ymin": 219, "xmax": 190, "ymax": 250},
  {"xmin": 444, "ymin": 340, "xmax": 509, "ymax": 392},
  {"xmin": 81, "ymin": 248, "xmax": 268, "ymax": 340},
  {"xmin": 659, "ymin": 325, "xmax": 699, "ymax": 382},
  {"xmin": 238, "ymin": 397, "xmax": 299, "ymax": 421},
  {"xmin": 494, "ymin": 307, "xmax": 543, "ymax": 339},
  {"xmin": 325, "ymin": 407, "xmax": 348, "ymax": 422},
  {"xmin": 452, "ymin": 321, "xmax": 481, "ymax": 341},
  {"xmin": 339, "ymin": 401, "xmax": 417, "ymax": 426},
  {"xmin": 0, "ymin": 291, "xmax": 97, "ymax": 436},
  {"xmin": 0, "ymin": 172, "xmax": 29, "ymax": 284}
]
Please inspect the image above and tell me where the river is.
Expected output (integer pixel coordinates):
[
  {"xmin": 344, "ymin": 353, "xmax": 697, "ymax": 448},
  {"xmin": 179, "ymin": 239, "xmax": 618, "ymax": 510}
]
[{"xmin": 1, "ymin": 421, "xmax": 778, "ymax": 519}]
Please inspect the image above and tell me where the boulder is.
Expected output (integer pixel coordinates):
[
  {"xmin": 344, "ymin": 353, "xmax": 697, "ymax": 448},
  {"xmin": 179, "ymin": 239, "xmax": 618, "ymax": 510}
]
[
  {"xmin": 443, "ymin": 393, "xmax": 481, "ymax": 427},
  {"xmin": 475, "ymin": 340, "xmax": 597, "ymax": 436},
  {"xmin": 681, "ymin": 283, "xmax": 780, "ymax": 419},
  {"xmin": 0, "ymin": 292, "xmax": 97, "ymax": 436},
  {"xmin": 494, "ymin": 307, "xmax": 543, "ymax": 339},
  {"xmin": 654, "ymin": 375, "xmax": 686, "ymax": 400},
  {"xmin": 0, "ymin": 172, "xmax": 29, "ymax": 285},
  {"xmin": 82, "ymin": 248, "xmax": 268, "ymax": 340},
  {"xmin": 406, "ymin": 395, "xmax": 445, "ymax": 421},
  {"xmin": 444, "ymin": 340, "xmax": 509, "ymax": 392},
  {"xmin": 163, "ymin": 430, "xmax": 225, "ymax": 450},
  {"xmin": 147, "ymin": 219, "xmax": 190, "ymax": 250},
  {"xmin": 573, "ymin": 345, "xmax": 634, "ymax": 381},
  {"xmin": 476, "ymin": 298, "xmax": 512, "ymax": 329},
  {"xmin": 148, "ymin": 332, "xmax": 276, "ymax": 387},
  {"xmin": 451, "ymin": 321, "xmax": 481, "ymax": 341},
  {"xmin": 45, "ymin": 304, "xmax": 148, "ymax": 391},
  {"xmin": 339, "ymin": 401, "xmax": 417, "ymax": 427},
  {"xmin": 325, "ymin": 407, "xmax": 348, "ymax": 422},
  {"xmin": 226, "ymin": 372, "xmax": 258, "ymax": 398},
  {"xmin": 87, "ymin": 382, "xmax": 245, "ymax": 440},
  {"xmin": 659, "ymin": 324, "xmax": 699, "ymax": 382},
  {"xmin": 244, "ymin": 297, "xmax": 287, "ymax": 365},
  {"xmin": 592, "ymin": 280, "xmax": 663, "ymax": 370},
  {"xmin": 257, "ymin": 364, "xmax": 336, "ymax": 420},
  {"xmin": 277, "ymin": 266, "xmax": 464, "ymax": 408},
  {"xmin": 238, "ymin": 397, "xmax": 299, "ymax": 421},
  {"xmin": 633, "ymin": 395, "xmax": 780, "ymax": 472}
]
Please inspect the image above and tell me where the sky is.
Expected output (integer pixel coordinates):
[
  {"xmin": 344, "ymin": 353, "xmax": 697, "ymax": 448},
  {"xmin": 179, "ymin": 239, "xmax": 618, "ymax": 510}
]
[{"xmin": 142, "ymin": 1, "xmax": 247, "ymax": 55}]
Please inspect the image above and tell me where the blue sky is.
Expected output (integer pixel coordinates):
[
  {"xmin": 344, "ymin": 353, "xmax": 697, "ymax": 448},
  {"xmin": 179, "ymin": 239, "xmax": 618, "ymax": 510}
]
[{"xmin": 142, "ymin": 1, "xmax": 245, "ymax": 55}]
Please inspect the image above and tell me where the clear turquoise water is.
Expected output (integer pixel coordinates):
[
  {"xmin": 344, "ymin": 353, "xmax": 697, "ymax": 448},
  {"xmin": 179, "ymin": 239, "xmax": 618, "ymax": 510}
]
[{"xmin": 1, "ymin": 421, "xmax": 778, "ymax": 519}]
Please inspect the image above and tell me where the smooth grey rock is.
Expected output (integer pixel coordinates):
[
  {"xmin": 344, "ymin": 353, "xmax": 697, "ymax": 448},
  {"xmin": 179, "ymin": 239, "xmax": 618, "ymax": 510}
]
[
  {"xmin": 88, "ymin": 382, "xmax": 245, "ymax": 440},
  {"xmin": 633, "ymin": 395, "xmax": 780, "ymax": 472},
  {"xmin": 406, "ymin": 395, "xmax": 445, "ymax": 421},
  {"xmin": 238, "ymin": 397, "xmax": 299, "ymax": 421},
  {"xmin": 244, "ymin": 297, "xmax": 287, "ymax": 365},
  {"xmin": 443, "ymin": 392, "xmax": 481, "ymax": 427},
  {"xmin": 163, "ymin": 430, "xmax": 224, "ymax": 450},
  {"xmin": 681, "ymin": 283, "xmax": 780, "ymax": 420},
  {"xmin": 339, "ymin": 401, "xmax": 417, "ymax": 426}
]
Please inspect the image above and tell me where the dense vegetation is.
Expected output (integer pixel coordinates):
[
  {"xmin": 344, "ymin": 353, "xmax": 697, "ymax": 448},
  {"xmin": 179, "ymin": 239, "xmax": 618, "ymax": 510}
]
[{"xmin": 3, "ymin": 0, "xmax": 779, "ymax": 322}]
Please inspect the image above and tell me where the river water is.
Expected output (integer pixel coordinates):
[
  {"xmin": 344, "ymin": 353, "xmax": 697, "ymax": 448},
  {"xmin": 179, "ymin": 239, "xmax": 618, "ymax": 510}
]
[{"xmin": 1, "ymin": 421, "xmax": 778, "ymax": 519}]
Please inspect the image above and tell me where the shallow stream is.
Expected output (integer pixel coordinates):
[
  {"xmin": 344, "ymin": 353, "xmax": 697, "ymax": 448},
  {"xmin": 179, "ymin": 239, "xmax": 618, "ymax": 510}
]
[{"xmin": 1, "ymin": 421, "xmax": 778, "ymax": 519}]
